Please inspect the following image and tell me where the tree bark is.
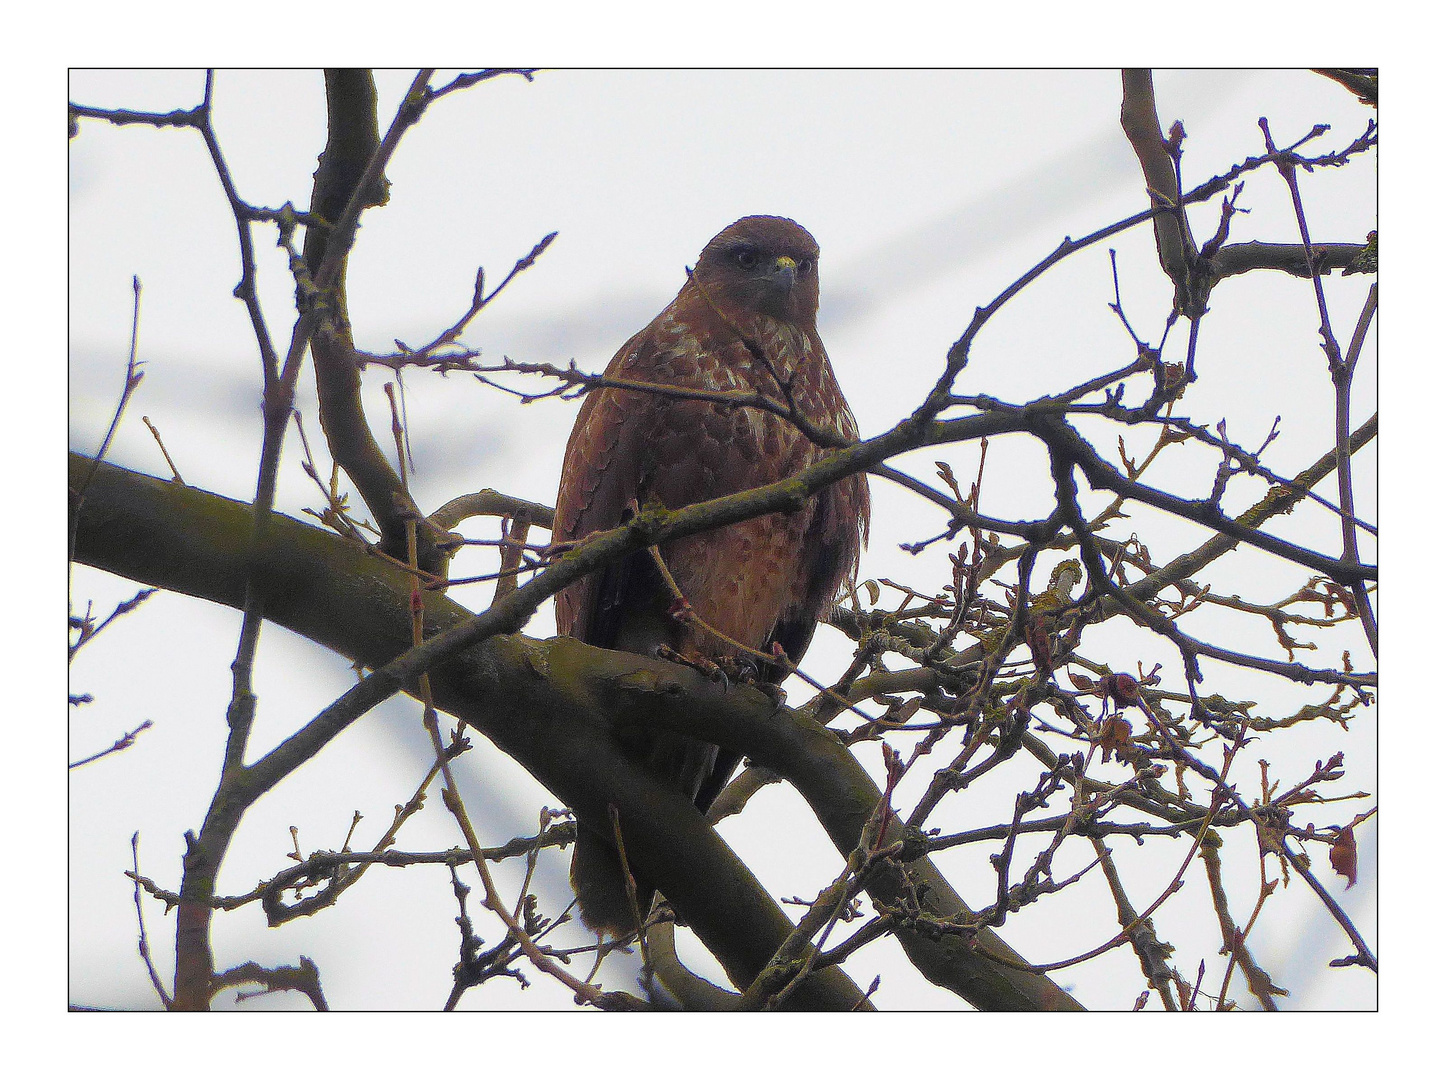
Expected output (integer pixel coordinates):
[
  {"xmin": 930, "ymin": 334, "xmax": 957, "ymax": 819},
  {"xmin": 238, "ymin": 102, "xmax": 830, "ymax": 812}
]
[{"xmin": 69, "ymin": 453, "xmax": 1081, "ymax": 1010}]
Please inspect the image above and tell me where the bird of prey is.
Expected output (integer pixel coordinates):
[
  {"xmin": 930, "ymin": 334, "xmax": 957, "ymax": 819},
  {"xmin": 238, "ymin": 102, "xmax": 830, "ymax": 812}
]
[{"xmin": 554, "ymin": 215, "xmax": 869, "ymax": 934}]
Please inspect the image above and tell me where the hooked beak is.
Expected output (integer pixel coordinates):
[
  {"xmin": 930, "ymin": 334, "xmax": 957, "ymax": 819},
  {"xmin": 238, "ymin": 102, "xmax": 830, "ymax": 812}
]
[{"xmin": 770, "ymin": 255, "xmax": 798, "ymax": 291}]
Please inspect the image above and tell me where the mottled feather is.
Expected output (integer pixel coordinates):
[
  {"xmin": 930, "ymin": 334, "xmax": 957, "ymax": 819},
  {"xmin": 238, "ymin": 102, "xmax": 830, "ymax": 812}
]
[{"xmin": 554, "ymin": 216, "xmax": 869, "ymax": 933}]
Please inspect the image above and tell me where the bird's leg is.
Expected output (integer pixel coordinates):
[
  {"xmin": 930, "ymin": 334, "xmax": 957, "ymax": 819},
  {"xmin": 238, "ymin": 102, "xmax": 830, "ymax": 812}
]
[
  {"xmin": 751, "ymin": 643, "xmax": 793, "ymax": 709},
  {"xmin": 752, "ymin": 679, "xmax": 790, "ymax": 711},
  {"xmin": 643, "ymin": 545, "xmax": 726, "ymax": 686},
  {"xmin": 654, "ymin": 642, "xmax": 729, "ymax": 687},
  {"xmin": 717, "ymin": 653, "xmax": 786, "ymax": 714},
  {"xmin": 645, "ymin": 543, "xmax": 797, "ymax": 703}
]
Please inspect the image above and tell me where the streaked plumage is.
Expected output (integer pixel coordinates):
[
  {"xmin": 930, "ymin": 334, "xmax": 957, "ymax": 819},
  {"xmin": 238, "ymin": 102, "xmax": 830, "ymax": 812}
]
[{"xmin": 554, "ymin": 215, "xmax": 869, "ymax": 934}]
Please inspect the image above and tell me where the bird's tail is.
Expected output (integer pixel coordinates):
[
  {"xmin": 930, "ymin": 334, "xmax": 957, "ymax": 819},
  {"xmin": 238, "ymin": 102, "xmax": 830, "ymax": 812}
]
[
  {"xmin": 570, "ymin": 828, "xmax": 655, "ymax": 938},
  {"xmin": 570, "ymin": 730, "xmax": 722, "ymax": 936}
]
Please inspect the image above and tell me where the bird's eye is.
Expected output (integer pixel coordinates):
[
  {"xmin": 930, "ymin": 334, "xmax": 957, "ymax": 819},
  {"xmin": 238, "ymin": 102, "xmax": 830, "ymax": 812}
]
[
  {"xmin": 734, "ymin": 247, "xmax": 759, "ymax": 269},
  {"xmin": 798, "ymin": 258, "xmax": 813, "ymax": 275}
]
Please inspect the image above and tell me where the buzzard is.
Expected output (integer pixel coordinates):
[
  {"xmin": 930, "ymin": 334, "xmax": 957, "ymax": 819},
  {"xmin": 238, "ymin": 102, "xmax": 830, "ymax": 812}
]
[{"xmin": 554, "ymin": 215, "xmax": 869, "ymax": 934}]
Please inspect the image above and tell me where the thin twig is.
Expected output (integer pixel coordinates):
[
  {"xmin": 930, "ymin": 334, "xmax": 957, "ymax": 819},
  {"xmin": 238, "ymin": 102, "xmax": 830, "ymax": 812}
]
[
  {"xmin": 141, "ymin": 416, "xmax": 185, "ymax": 484},
  {"xmin": 130, "ymin": 834, "xmax": 172, "ymax": 1008}
]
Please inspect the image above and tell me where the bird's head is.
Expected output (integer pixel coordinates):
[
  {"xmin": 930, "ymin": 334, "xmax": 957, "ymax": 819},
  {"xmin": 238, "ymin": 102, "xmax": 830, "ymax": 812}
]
[{"xmin": 691, "ymin": 215, "xmax": 821, "ymax": 327}]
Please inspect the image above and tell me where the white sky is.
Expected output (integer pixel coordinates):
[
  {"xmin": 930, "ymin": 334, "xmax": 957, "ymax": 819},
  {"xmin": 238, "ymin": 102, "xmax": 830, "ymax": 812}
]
[
  {"xmin": 66, "ymin": 65, "xmax": 1379, "ymax": 1017},
  {"xmin": 27, "ymin": 6, "xmax": 1427, "ymax": 1066}
]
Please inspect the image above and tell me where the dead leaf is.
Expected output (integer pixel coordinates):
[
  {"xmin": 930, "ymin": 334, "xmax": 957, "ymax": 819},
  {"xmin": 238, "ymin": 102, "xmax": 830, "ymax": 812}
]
[
  {"xmin": 1098, "ymin": 716, "xmax": 1133, "ymax": 763},
  {"xmin": 1329, "ymin": 825, "xmax": 1358, "ymax": 888}
]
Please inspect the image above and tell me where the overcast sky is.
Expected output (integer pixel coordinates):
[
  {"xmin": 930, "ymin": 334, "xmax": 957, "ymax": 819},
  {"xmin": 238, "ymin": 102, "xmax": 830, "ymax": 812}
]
[{"xmin": 67, "ymin": 67, "xmax": 1377, "ymax": 1021}]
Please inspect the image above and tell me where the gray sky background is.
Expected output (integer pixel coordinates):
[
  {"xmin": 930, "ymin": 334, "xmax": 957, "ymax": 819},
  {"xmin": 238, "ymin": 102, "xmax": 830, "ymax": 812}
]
[{"xmin": 64, "ymin": 62, "xmax": 1379, "ymax": 1031}]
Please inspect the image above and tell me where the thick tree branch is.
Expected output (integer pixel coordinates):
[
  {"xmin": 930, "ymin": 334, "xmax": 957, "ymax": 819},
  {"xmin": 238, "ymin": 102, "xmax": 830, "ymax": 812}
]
[
  {"xmin": 1121, "ymin": 69, "xmax": 1200, "ymax": 318},
  {"xmin": 1312, "ymin": 68, "xmax": 1378, "ymax": 107},
  {"xmin": 303, "ymin": 69, "xmax": 452, "ymax": 575},
  {"xmin": 1211, "ymin": 241, "xmax": 1369, "ymax": 282},
  {"xmin": 69, "ymin": 453, "xmax": 1080, "ymax": 1011}
]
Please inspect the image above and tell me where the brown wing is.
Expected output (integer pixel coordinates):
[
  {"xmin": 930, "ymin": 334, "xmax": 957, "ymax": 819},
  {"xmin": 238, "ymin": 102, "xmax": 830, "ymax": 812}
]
[
  {"xmin": 555, "ymin": 315, "xmax": 732, "ymax": 932},
  {"xmin": 553, "ymin": 329, "xmax": 653, "ymax": 649}
]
